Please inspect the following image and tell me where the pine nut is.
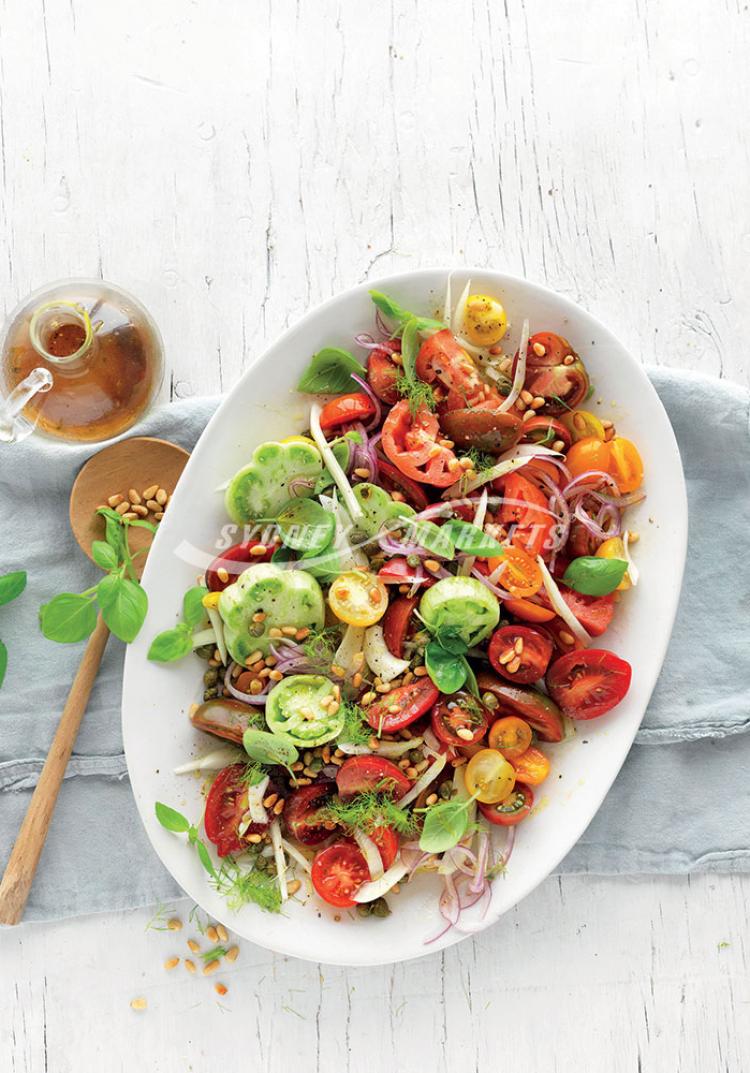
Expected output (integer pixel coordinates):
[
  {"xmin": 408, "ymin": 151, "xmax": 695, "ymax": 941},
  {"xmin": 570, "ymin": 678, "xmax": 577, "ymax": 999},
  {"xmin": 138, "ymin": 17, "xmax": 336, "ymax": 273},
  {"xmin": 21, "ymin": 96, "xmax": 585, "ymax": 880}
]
[
  {"xmin": 552, "ymin": 439, "xmax": 566, "ymax": 452},
  {"xmin": 498, "ymin": 648, "xmax": 515, "ymax": 665},
  {"xmin": 131, "ymin": 503, "xmax": 149, "ymax": 517},
  {"xmin": 533, "ymin": 342, "xmax": 546, "ymax": 357},
  {"xmin": 250, "ymin": 544, "xmax": 268, "ymax": 557},
  {"xmin": 164, "ymin": 957, "xmax": 180, "ymax": 971},
  {"xmin": 514, "ymin": 638, "xmax": 524, "ymax": 654},
  {"xmin": 155, "ymin": 488, "xmax": 168, "ymax": 505},
  {"xmin": 225, "ymin": 946, "xmax": 240, "ymax": 962},
  {"xmin": 353, "ymin": 467, "xmax": 371, "ymax": 479},
  {"xmin": 506, "ymin": 656, "xmax": 521, "ymax": 674},
  {"xmin": 206, "ymin": 925, "xmax": 219, "ymax": 943},
  {"xmin": 154, "ymin": 511, "xmax": 165, "ymax": 521},
  {"xmin": 361, "ymin": 691, "xmax": 376, "ymax": 705},
  {"xmin": 268, "ymin": 627, "xmax": 283, "ymax": 638},
  {"xmin": 488, "ymin": 345, "xmax": 503, "ymax": 356},
  {"xmin": 413, "ymin": 665, "xmax": 428, "ymax": 677},
  {"xmin": 426, "ymin": 793, "xmax": 439, "ymax": 805},
  {"xmin": 184, "ymin": 959, "xmax": 196, "ymax": 973},
  {"xmin": 296, "ymin": 627, "xmax": 310, "ymax": 641},
  {"xmin": 531, "ymin": 396, "xmax": 545, "ymax": 409},
  {"xmin": 523, "ymin": 410, "xmax": 535, "ymax": 422},
  {"xmin": 281, "ymin": 625, "xmax": 297, "ymax": 636},
  {"xmin": 390, "ymin": 490, "xmax": 405, "ymax": 502},
  {"xmin": 424, "ymin": 559, "xmax": 441, "ymax": 573},
  {"xmin": 521, "ymin": 389, "xmax": 534, "ymax": 405},
  {"xmin": 559, "ymin": 630, "xmax": 575, "ymax": 645},
  {"xmin": 115, "ymin": 501, "xmax": 130, "ymax": 515},
  {"xmin": 263, "ymin": 792, "xmax": 279, "ymax": 808},
  {"xmin": 146, "ymin": 499, "xmax": 161, "ymax": 511},
  {"xmin": 456, "ymin": 726, "xmax": 474, "ymax": 741},
  {"xmin": 167, "ymin": 917, "xmax": 183, "ymax": 931},
  {"xmin": 128, "ymin": 488, "xmax": 142, "ymax": 505},
  {"xmin": 628, "ymin": 530, "xmax": 640, "ymax": 543},
  {"xmin": 247, "ymin": 833, "xmax": 262, "ymax": 844},
  {"xmin": 563, "ymin": 354, "xmax": 575, "ymax": 365},
  {"xmin": 268, "ymin": 669, "xmax": 283, "ymax": 682},
  {"xmin": 369, "ymin": 735, "xmax": 380, "ymax": 751},
  {"xmin": 203, "ymin": 960, "xmax": 221, "ymax": 976},
  {"xmin": 122, "ymin": 511, "xmax": 138, "ymax": 520},
  {"xmin": 130, "ymin": 997, "xmax": 147, "ymax": 1011},
  {"xmin": 352, "ymin": 672, "xmax": 363, "ymax": 688},
  {"xmin": 107, "ymin": 494, "xmax": 124, "ymax": 507},
  {"xmin": 187, "ymin": 939, "xmax": 200, "ymax": 953},
  {"xmin": 215, "ymin": 983, "xmax": 228, "ymax": 996},
  {"xmin": 252, "ymin": 611, "xmax": 266, "ymax": 623},
  {"xmin": 287, "ymin": 879, "xmax": 302, "ymax": 896},
  {"xmin": 405, "ymin": 766, "xmax": 418, "ymax": 779},
  {"xmin": 273, "ymin": 798, "xmax": 285, "ymax": 815},
  {"xmin": 216, "ymin": 924, "xmax": 228, "ymax": 943},
  {"xmin": 143, "ymin": 484, "xmax": 159, "ymax": 500}
]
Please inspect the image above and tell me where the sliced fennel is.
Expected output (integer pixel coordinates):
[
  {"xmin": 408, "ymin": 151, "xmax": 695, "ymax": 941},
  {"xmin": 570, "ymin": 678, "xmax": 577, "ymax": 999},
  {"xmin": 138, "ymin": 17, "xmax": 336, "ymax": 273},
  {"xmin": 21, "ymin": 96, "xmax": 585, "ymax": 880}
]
[
  {"xmin": 537, "ymin": 556, "xmax": 591, "ymax": 646},
  {"xmin": 498, "ymin": 317, "xmax": 529, "ymax": 413},
  {"xmin": 173, "ymin": 746, "xmax": 244, "ymax": 775},
  {"xmin": 352, "ymin": 858, "xmax": 409, "ymax": 903},
  {"xmin": 396, "ymin": 754, "xmax": 447, "ymax": 809},
  {"xmin": 353, "ymin": 828, "xmax": 384, "ymax": 881},
  {"xmin": 363, "ymin": 624, "xmax": 410, "ymax": 683},
  {"xmin": 269, "ymin": 819, "xmax": 289, "ymax": 902},
  {"xmin": 310, "ymin": 403, "xmax": 364, "ymax": 523}
]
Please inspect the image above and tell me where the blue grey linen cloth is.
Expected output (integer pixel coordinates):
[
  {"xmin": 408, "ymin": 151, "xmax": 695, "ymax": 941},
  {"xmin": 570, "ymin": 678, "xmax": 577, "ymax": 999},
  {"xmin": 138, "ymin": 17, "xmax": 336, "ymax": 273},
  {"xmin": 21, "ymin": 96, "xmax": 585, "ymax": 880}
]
[{"xmin": 0, "ymin": 370, "xmax": 747, "ymax": 921}]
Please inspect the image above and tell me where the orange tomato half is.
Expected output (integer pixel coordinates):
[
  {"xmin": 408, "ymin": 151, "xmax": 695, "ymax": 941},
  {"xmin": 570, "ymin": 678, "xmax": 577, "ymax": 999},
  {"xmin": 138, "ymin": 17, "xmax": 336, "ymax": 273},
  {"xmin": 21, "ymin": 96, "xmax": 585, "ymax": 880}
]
[
  {"xmin": 486, "ymin": 544, "xmax": 543, "ymax": 598},
  {"xmin": 503, "ymin": 597, "xmax": 557, "ymax": 624},
  {"xmin": 511, "ymin": 746, "xmax": 551, "ymax": 786},
  {"xmin": 565, "ymin": 436, "xmax": 612, "ymax": 480},
  {"xmin": 608, "ymin": 437, "xmax": 644, "ymax": 494}
]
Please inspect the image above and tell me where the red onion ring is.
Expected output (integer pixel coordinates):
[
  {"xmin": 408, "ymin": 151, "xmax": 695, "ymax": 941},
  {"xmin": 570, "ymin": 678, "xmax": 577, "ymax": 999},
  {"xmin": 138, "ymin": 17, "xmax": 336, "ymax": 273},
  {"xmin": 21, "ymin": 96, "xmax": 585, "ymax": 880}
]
[{"xmin": 349, "ymin": 374, "xmax": 382, "ymax": 433}]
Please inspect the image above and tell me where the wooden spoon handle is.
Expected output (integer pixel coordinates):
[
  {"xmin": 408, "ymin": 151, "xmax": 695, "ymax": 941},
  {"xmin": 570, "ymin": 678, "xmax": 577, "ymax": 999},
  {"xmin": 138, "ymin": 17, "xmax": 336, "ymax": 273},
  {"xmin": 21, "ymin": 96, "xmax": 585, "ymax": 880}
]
[{"xmin": 0, "ymin": 614, "xmax": 111, "ymax": 925}]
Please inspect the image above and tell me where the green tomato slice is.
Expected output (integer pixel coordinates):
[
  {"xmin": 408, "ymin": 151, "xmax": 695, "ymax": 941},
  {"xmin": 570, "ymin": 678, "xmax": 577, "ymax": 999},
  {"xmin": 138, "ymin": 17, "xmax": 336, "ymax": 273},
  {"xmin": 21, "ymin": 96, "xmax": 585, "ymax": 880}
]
[
  {"xmin": 219, "ymin": 563, "xmax": 325, "ymax": 660},
  {"xmin": 419, "ymin": 576, "xmax": 500, "ymax": 648},
  {"xmin": 265, "ymin": 674, "xmax": 345, "ymax": 746},
  {"xmin": 225, "ymin": 441, "xmax": 322, "ymax": 523},
  {"xmin": 277, "ymin": 498, "xmax": 336, "ymax": 553}
]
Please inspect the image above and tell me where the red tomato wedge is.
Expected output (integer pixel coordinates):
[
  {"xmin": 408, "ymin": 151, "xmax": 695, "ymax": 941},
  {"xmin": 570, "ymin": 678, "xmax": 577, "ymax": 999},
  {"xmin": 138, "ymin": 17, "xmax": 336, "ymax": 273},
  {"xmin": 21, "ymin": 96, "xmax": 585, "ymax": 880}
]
[
  {"xmin": 367, "ymin": 348, "xmax": 401, "ymax": 404},
  {"xmin": 476, "ymin": 670, "xmax": 565, "ymax": 743},
  {"xmin": 365, "ymin": 677, "xmax": 440, "ymax": 733},
  {"xmin": 478, "ymin": 784, "xmax": 534, "ymax": 827},
  {"xmin": 488, "ymin": 625, "xmax": 553, "ymax": 685},
  {"xmin": 538, "ymin": 585, "xmax": 615, "ymax": 637},
  {"xmin": 381, "ymin": 401, "xmax": 457, "ymax": 487},
  {"xmin": 546, "ymin": 649, "xmax": 632, "ymax": 720},
  {"xmin": 344, "ymin": 826, "xmax": 400, "ymax": 870},
  {"xmin": 319, "ymin": 392, "xmax": 376, "ymax": 431},
  {"xmin": 204, "ymin": 764, "xmax": 265, "ymax": 858},
  {"xmin": 498, "ymin": 472, "xmax": 554, "ymax": 558},
  {"xmin": 376, "ymin": 459, "xmax": 431, "ymax": 510},
  {"xmin": 206, "ymin": 539, "xmax": 277, "ymax": 591},
  {"xmin": 335, "ymin": 755, "xmax": 412, "ymax": 799},
  {"xmin": 416, "ymin": 329, "xmax": 502, "ymax": 410},
  {"xmin": 283, "ymin": 781, "xmax": 337, "ymax": 846},
  {"xmin": 381, "ymin": 594, "xmax": 419, "ymax": 659},
  {"xmin": 311, "ymin": 842, "xmax": 370, "ymax": 907}
]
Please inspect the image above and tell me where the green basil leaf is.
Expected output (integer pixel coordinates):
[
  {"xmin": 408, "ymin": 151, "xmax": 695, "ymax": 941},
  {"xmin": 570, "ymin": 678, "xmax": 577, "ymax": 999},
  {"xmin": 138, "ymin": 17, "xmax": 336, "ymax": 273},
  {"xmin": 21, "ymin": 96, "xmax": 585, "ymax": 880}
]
[
  {"xmin": 419, "ymin": 798, "xmax": 470, "ymax": 854},
  {"xmin": 441, "ymin": 521, "xmax": 504, "ymax": 557},
  {"xmin": 401, "ymin": 316, "xmax": 420, "ymax": 384},
  {"xmin": 562, "ymin": 556, "xmax": 628, "ymax": 596},
  {"xmin": 147, "ymin": 623, "xmax": 193, "ymax": 662},
  {"xmin": 369, "ymin": 291, "xmax": 445, "ymax": 335},
  {"xmin": 194, "ymin": 838, "xmax": 217, "ymax": 878},
  {"xmin": 0, "ymin": 641, "xmax": 7, "ymax": 689},
  {"xmin": 277, "ymin": 498, "xmax": 336, "ymax": 553},
  {"xmin": 97, "ymin": 574, "xmax": 148, "ymax": 643},
  {"xmin": 299, "ymin": 543, "xmax": 342, "ymax": 583},
  {"xmin": 242, "ymin": 728, "xmax": 299, "ymax": 768},
  {"xmin": 0, "ymin": 570, "xmax": 27, "ymax": 607},
  {"xmin": 40, "ymin": 593, "xmax": 98, "ymax": 643},
  {"xmin": 91, "ymin": 541, "xmax": 119, "ymax": 572},
  {"xmin": 182, "ymin": 585, "xmax": 208, "ymax": 629},
  {"xmin": 296, "ymin": 347, "xmax": 364, "ymax": 394},
  {"xmin": 428, "ymin": 617, "xmax": 469, "ymax": 656},
  {"xmin": 462, "ymin": 657, "xmax": 480, "ymax": 699},
  {"xmin": 404, "ymin": 518, "xmax": 455, "ymax": 560},
  {"xmin": 97, "ymin": 508, "xmax": 127, "ymax": 561},
  {"xmin": 154, "ymin": 801, "xmax": 191, "ymax": 833},
  {"xmin": 425, "ymin": 641, "xmax": 468, "ymax": 694}
]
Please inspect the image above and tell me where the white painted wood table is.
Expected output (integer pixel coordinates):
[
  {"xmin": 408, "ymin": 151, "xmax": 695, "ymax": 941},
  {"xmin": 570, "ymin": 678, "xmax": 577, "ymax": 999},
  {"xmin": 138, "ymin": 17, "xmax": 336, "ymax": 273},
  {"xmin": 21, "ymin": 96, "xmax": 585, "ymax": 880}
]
[{"xmin": 1, "ymin": 1, "xmax": 749, "ymax": 1070}]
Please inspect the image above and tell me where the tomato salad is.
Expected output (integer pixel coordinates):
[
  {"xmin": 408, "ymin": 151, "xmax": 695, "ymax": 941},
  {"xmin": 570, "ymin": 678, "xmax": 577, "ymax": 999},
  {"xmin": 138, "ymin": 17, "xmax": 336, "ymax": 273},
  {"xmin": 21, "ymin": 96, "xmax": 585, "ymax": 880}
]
[{"xmin": 151, "ymin": 281, "xmax": 644, "ymax": 938}]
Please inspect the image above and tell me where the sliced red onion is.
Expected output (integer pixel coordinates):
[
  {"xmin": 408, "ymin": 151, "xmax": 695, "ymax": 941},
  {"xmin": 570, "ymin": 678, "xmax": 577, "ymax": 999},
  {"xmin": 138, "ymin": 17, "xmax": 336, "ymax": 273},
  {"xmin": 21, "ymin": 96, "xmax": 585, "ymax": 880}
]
[
  {"xmin": 287, "ymin": 476, "xmax": 316, "ymax": 497},
  {"xmin": 469, "ymin": 831, "xmax": 490, "ymax": 895},
  {"xmin": 563, "ymin": 470, "xmax": 620, "ymax": 498},
  {"xmin": 350, "ymin": 375, "xmax": 382, "ymax": 433},
  {"xmin": 223, "ymin": 662, "xmax": 269, "ymax": 705},
  {"xmin": 573, "ymin": 500, "xmax": 620, "ymax": 541},
  {"xmin": 355, "ymin": 332, "xmax": 401, "ymax": 354}
]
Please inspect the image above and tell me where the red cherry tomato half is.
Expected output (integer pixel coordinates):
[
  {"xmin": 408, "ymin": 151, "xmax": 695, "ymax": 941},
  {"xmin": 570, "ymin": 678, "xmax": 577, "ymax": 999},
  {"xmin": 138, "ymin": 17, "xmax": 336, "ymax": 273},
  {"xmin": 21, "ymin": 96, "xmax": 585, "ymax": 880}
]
[
  {"xmin": 475, "ymin": 670, "xmax": 565, "ymax": 743},
  {"xmin": 206, "ymin": 540, "xmax": 277, "ymax": 591},
  {"xmin": 311, "ymin": 841, "xmax": 370, "ymax": 908},
  {"xmin": 377, "ymin": 560, "xmax": 430, "ymax": 585},
  {"xmin": 381, "ymin": 594, "xmax": 419, "ymax": 659},
  {"xmin": 520, "ymin": 415, "xmax": 572, "ymax": 449},
  {"xmin": 538, "ymin": 585, "xmax": 615, "ymax": 638},
  {"xmin": 367, "ymin": 348, "xmax": 401, "ymax": 405},
  {"xmin": 478, "ymin": 783, "xmax": 534, "ymax": 827},
  {"xmin": 319, "ymin": 392, "xmax": 376, "ymax": 431},
  {"xmin": 376, "ymin": 459, "xmax": 431, "ymax": 511},
  {"xmin": 365, "ymin": 677, "xmax": 440, "ymax": 734},
  {"xmin": 499, "ymin": 472, "xmax": 554, "ymax": 558},
  {"xmin": 204, "ymin": 764, "xmax": 265, "ymax": 857},
  {"xmin": 335, "ymin": 755, "xmax": 412, "ymax": 800},
  {"xmin": 430, "ymin": 692, "xmax": 490, "ymax": 747},
  {"xmin": 488, "ymin": 625, "xmax": 553, "ymax": 685},
  {"xmin": 283, "ymin": 780, "xmax": 337, "ymax": 846},
  {"xmin": 344, "ymin": 826, "xmax": 400, "ymax": 869},
  {"xmin": 546, "ymin": 648, "xmax": 632, "ymax": 719}
]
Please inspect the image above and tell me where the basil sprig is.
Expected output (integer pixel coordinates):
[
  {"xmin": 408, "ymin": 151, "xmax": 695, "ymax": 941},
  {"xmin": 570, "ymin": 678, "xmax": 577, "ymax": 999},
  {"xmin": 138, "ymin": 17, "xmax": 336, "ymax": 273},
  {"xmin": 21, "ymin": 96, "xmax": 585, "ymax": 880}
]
[
  {"xmin": 40, "ymin": 508, "xmax": 155, "ymax": 645},
  {"xmin": 0, "ymin": 570, "xmax": 26, "ymax": 689},
  {"xmin": 562, "ymin": 556, "xmax": 628, "ymax": 596},
  {"xmin": 368, "ymin": 291, "xmax": 444, "ymax": 336},
  {"xmin": 425, "ymin": 641, "xmax": 468, "ymax": 694},
  {"xmin": 148, "ymin": 584, "xmax": 208, "ymax": 662},
  {"xmin": 242, "ymin": 728, "xmax": 299, "ymax": 771},
  {"xmin": 418, "ymin": 793, "xmax": 479, "ymax": 854},
  {"xmin": 154, "ymin": 802, "xmax": 217, "ymax": 878},
  {"xmin": 296, "ymin": 347, "xmax": 364, "ymax": 394}
]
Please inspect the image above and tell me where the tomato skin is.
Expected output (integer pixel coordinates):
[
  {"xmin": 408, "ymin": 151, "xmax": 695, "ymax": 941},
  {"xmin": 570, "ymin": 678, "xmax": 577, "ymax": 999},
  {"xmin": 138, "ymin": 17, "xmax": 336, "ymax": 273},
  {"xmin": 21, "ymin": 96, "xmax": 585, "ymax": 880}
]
[
  {"xmin": 478, "ymin": 783, "xmax": 534, "ymax": 826},
  {"xmin": 464, "ymin": 748, "xmax": 516, "ymax": 804},
  {"xmin": 367, "ymin": 348, "xmax": 401, "ymax": 404},
  {"xmin": 378, "ymin": 560, "xmax": 432, "ymax": 586},
  {"xmin": 335, "ymin": 755, "xmax": 412, "ymax": 799},
  {"xmin": 376, "ymin": 460, "xmax": 431, "ymax": 510},
  {"xmin": 516, "ymin": 332, "xmax": 590, "ymax": 414},
  {"xmin": 311, "ymin": 842, "xmax": 370, "ymax": 908},
  {"xmin": 365, "ymin": 678, "xmax": 439, "ymax": 733},
  {"xmin": 488, "ymin": 625, "xmax": 553, "ymax": 685},
  {"xmin": 566, "ymin": 437, "xmax": 612, "ymax": 480},
  {"xmin": 487, "ymin": 716, "xmax": 533, "ymax": 759},
  {"xmin": 206, "ymin": 540, "xmax": 276, "ymax": 591},
  {"xmin": 284, "ymin": 781, "xmax": 337, "ymax": 846},
  {"xmin": 499, "ymin": 472, "xmax": 554, "ymax": 558},
  {"xmin": 543, "ymin": 585, "xmax": 615, "ymax": 638},
  {"xmin": 484, "ymin": 544, "xmax": 542, "ymax": 598},
  {"xmin": 440, "ymin": 408, "xmax": 522, "ymax": 453},
  {"xmin": 417, "ymin": 329, "xmax": 501, "ymax": 409},
  {"xmin": 503, "ymin": 597, "xmax": 556, "ymax": 624},
  {"xmin": 430, "ymin": 692, "xmax": 490, "ymax": 747},
  {"xmin": 345, "ymin": 826, "xmax": 400, "ymax": 869},
  {"xmin": 476, "ymin": 670, "xmax": 565, "ymax": 743},
  {"xmin": 382, "ymin": 401, "xmax": 457, "ymax": 488},
  {"xmin": 319, "ymin": 392, "xmax": 376, "ymax": 431},
  {"xmin": 204, "ymin": 764, "xmax": 268, "ymax": 858},
  {"xmin": 511, "ymin": 746, "xmax": 551, "ymax": 786},
  {"xmin": 546, "ymin": 648, "xmax": 632, "ymax": 719},
  {"xmin": 381, "ymin": 594, "xmax": 419, "ymax": 659}
]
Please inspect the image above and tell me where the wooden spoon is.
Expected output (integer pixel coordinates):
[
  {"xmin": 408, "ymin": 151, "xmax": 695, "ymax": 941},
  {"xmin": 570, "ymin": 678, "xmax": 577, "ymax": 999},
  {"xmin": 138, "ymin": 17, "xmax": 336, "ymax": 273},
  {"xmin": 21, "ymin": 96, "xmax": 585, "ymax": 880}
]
[{"xmin": 0, "ymin": 436, "xmax": 189, "ymax": 925}]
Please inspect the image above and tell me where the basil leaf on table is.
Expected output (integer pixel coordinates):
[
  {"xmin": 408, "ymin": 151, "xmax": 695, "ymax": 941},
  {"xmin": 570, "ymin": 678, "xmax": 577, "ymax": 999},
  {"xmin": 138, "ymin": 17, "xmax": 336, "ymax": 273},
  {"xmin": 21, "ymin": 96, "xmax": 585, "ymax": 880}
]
[
  {"xmin": 182, "ymin": 585, "xmax": 208, "ymax": 629},
  {"xmin": 419, "ymin": 797, "xmax": 472, "ymax": 854},
  {"xmin": 91, "ymin": 540, "xmax": 119, "ymax": 572},
  {"xmin": 0, "ymin": 641, "xmax": 7, "ymax": 689},
  {"xmin": 0, "ymin": 570, "xmax": 27, "ymax": 607},
  {"xmin": 97, "ymin": 574, "xmax": 149, "ymax": 643},
  {"xmin": 40, "ymin": 593, "xmax": 98, "ymax": 643},
  {"xmin": 193, "ymin": 837, "xmax": 217, "ymax": 878},
  {"xmin": 154, "ymin": 802, "xmax": 191, "ymax": 833},
  {"xmin": 425, "ymin": 641, "xmax": 468, "ymax": 694},
  {"xmin": 296, "ymin": 347, "xmax": 364, "ymax": 394},
  {"xmin": 562, "ymin": 556, "xmax": 628, "ymax": 596},
  {"xmin": 147, "ymin": 623, "xmax": 193, "ymax": 663},
  {"xmin": 441, "ymin": 520, "xmax": 504, "ymax": 557}
]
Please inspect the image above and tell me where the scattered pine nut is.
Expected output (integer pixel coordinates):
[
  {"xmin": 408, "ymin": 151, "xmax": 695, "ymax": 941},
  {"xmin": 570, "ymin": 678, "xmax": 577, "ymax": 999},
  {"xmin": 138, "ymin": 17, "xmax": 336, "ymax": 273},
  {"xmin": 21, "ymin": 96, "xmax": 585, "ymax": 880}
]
[
  {"xmin": 203, "ymin": 960, "xmax": 221, "ymax": 976},
  {"xmin": 216, "ymin": 924, "xmax": 229, "ymax": 943},
  {"xmin": 628, "ymin": 530, "xmax": 640, "ymax": 543},
  {"xmin": 217, "ymin": 566, "xmax": 230, "ymax": 583},
  {"xmin": 424, "ymin": 559, "xmax": 441, "ymax": 573},
  {"xmin": 533, "ymin": 342, "xmax": 546, "ymax": 357},
  {"xmin": 361, "ymin": 691, "xmax": 376, "ymax": 705},
  {"xmin": 521, "ymin": 389, "xmax": 534, "ymax": 405},
  {"xmin": 552, "ymin": 439, "xmax": 566, "ymax": 452},
  {"xmin": 514, "ymin": 638, "xmax": 524, "ymax": 655},
  {"xmin": 506, "ymin": 656, "xmax": 521, "ymax": 674},
  {"xmin": 353, "ymin": 467, "xmax": 371, "ymax": 479},
  {"xmin": 187, "ymin": 938, "xmax": 201, "ymax": 953},
  {"xmin": 273, "ymin": 798, "xmax": 285, "ymax": 815},
  {"xmin": 498, "ymin": 648, "xmax": 515, "ymax": 666},
  {"xmin": 456, "ymin": 726, "xmax": 474, "ymax": 741},
  {"xmin": 425, "ymin": 793, "xmax": 438, "ymax": 806},
  {"xmin": 206, "ymin": 925, "xmax": 219, "ymax": 943},
  {"xmin": 128, "ymin": 488, "xmax": 142, "ymax": 505},
  {"xmin": 184, "ymin": 959, "xmax": 196, "ymax": 974},
  {"xmin": 563, "ymin": 354, "xmax": 575, "ymax": 366},
  {"xmin": 250, "ymin": 544, "xmax": 268, "ymax": 557},
  {"xmin": 268, "ymin": 627, "xmax": 282, "ymax": 638},
  {"xmin": 122, "ymin": 511, "xmax": 138, "ymax": 520},
  {"xmin": 167, "ymin": 918, "xmax": 182, "ymax": 931},
  {"xmin": 522, "ymin": 410, "xmax": 535, "ymax": 422},
  {"xmin": 296, "ymin": 627, "xmax": 310, "ymax": 641},
  {"xmin": 143, "ymin": 484, "xmax": 159, "ymax": 500},
  {"xmin": 225, "ymin": 945, "xmax": 240, "ymax": 963},
  {"xmin": 413, "ymin": 665, "xmax": 428, "ymax": 677},
  {"xmin": 115, "ymin": 501, "xmax": 130, "ymax": 515},
  {"xmin": 252, "ymin": 611, "xmax": 266, "ymax": 623},
  {"xmin": 368, "ymin": 735, "xmax": 380, "ymax": 752},
  {"xmin": 559, "ymin": 630, "xmax": 575, "ymax": 645},
  {"xmin": 287, "ymin": 879, "xmax": 302, "ymax": 896},
  {"xmin": 155, "ymin": 511, "xmax": 165, "ymax": 521},
  {"xmin": 215, "ymin": 983, "xmax": 228, "ymax": 996},
  {"xmin": 164, "ymin": 957, "xmax": 180, "ymax": 971},
  {"xmin": 131, "ymin": 503, "xmax": 149, "ymax": 517},
  {"xmin": 130, "ymin": 997, "xmax": 147, "ymax": 1011},
  {"xmin": 263, "ymin": 792, "xmax": 279, "ymax": 808}
]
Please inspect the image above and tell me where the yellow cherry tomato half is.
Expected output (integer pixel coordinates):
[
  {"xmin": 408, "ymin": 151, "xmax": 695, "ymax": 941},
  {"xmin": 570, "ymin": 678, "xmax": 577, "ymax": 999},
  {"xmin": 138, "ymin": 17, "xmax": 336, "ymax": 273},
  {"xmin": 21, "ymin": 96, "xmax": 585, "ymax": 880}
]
[
  {"xmin": 328, "ymin": 571, "xmax": 388, "ymax": 627},
  {"xmin": 565, "ymin": 436, "xmax": 612, "ymax": 480},
  {"xmin": 281, "ymin": 435, "xmax": 318, "ymax": 447},
  {"xmin": 487, "ymin": 716, "xmax": 533, "ymax": 760},
  {"xmin": 464, "ymin": 748, "xmax": 516, "ymax": 804},
  {"xmin": 486, "ymin": 544, "xmax": 543, "ymax": 598},
  {"xmin": 596, "ymin": 536, "xmax": 631, "ymax": 590},
  {"xmin": 608, "ymin": 437, "xmax": 644, "ymax": 494},
  {"xmin": 462, "ymin": 294, "xmax": 508, "ymax": 348},
  {"xmin": 561, "ymin": 409, "xmax": 605, "ymax": 443},
  {"xmin": 511, "ymin": 746, "xmax": 550, "ymax": 786}
]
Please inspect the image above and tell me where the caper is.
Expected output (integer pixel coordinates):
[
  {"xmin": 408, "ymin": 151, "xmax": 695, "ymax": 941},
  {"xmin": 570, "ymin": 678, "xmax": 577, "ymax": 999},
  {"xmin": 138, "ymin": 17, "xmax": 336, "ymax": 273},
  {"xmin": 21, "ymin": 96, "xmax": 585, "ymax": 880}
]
[
  {"xmin": 371, "ymin": 898, "xmax": 391, "ymax": 918},
  {"xmin": 203, "ymin": 668, "xmax": 219, "ymax": 687},
  {"xmin": 482, "ymin": 691, "xmax": 499, "ymax": 710},
  {"xmin": 308, "ymin": 757, "xmax": 323, "ymax": 773},
  {"xmin": 251, "ymin": 623, "xmax": 265, "ymax": 637},
  {"xmin": 203, "ymin": 686, "xmax": 219, "ymax": 701},
  {"xmin": 356, "ymin": 903, "xmax": 372, "ymax": 918},
  {"xmin": 195, "ymin": 644, "xmax": 214, "ymax": 660},
  {"xmin": 406, "ymin": 554, "xmax": 421, "ymax": 568},
  {"xmin": 409, "ymin": 749, "xmax": 423, "ymax": 765},
  {"xmin": 254, "ymin": 854, "xmax": 268, "ymax": 871},
  {"xmin": 439, "ymin": 781, "xmax": 453, "ymax": 800}
]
